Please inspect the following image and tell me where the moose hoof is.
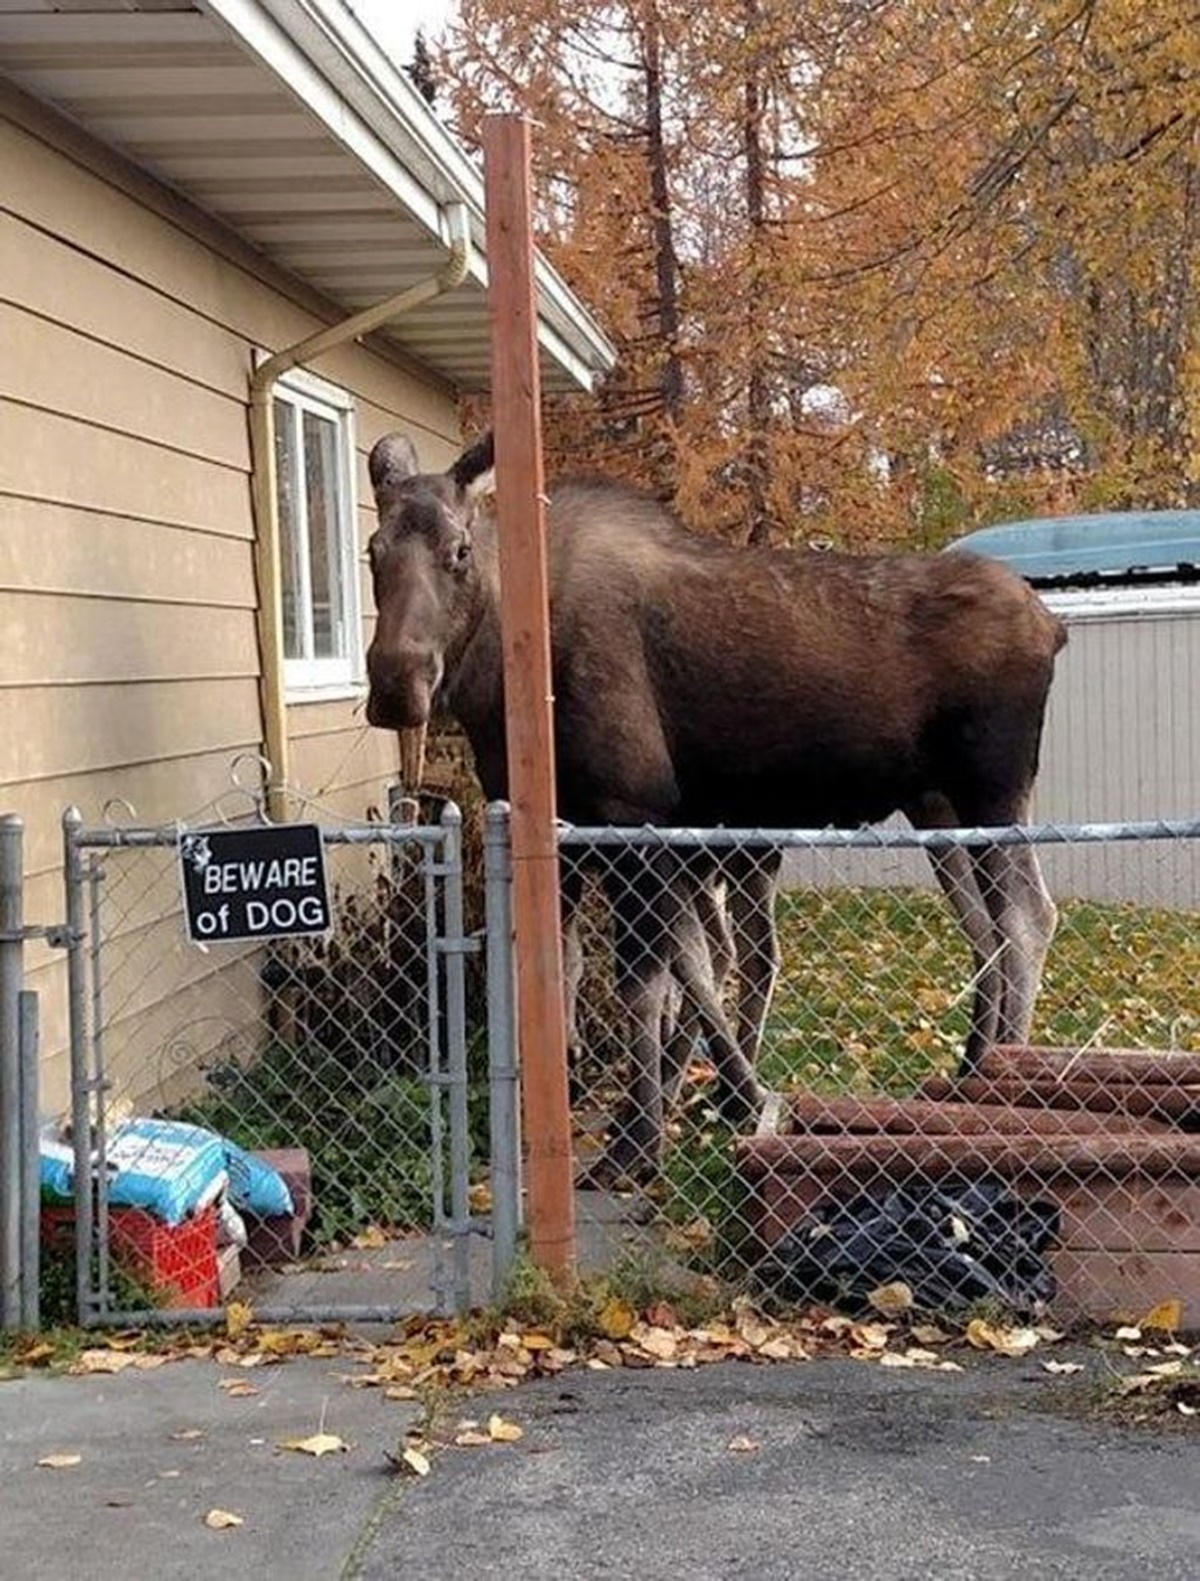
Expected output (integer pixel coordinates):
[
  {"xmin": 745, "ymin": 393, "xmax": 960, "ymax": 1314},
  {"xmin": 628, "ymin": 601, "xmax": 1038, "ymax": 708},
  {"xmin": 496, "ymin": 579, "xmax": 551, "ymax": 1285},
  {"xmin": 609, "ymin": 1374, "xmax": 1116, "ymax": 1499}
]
[
  {"xmin": 575, "ymin": 1132, "xmax": 661, "ymax": 1192},
  {"xmin": 712, "ymin": 1076, "xmax": 767, "ymax": 1133}
]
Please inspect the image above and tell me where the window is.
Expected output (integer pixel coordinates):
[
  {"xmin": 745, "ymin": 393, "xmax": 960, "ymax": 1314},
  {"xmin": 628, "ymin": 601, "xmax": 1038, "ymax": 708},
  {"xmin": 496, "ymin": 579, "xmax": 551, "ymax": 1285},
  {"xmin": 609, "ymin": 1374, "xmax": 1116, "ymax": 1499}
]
[{"xmin": 272, "ymin": 369, "xmax": 361, "ymax": 693}]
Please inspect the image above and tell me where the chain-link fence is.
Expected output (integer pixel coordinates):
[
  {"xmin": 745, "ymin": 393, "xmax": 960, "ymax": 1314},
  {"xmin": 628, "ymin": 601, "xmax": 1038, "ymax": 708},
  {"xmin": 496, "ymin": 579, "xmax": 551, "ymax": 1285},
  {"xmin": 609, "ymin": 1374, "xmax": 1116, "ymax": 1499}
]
[
  {"xmin": 558, "ymin": 818, "xmax": 1200, "ymax": 1327},
  {"xmin": 55, "ymin": 803, "xmax": 502, "ymax": 1326}
]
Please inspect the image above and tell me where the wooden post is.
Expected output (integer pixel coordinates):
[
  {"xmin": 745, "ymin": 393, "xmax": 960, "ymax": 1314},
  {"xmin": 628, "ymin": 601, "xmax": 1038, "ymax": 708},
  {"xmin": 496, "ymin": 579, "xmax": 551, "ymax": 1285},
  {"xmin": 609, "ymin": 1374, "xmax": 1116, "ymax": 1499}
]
[{"xmin": 482, "ymin": 115, "xmax": 576, "ymax": 1280}]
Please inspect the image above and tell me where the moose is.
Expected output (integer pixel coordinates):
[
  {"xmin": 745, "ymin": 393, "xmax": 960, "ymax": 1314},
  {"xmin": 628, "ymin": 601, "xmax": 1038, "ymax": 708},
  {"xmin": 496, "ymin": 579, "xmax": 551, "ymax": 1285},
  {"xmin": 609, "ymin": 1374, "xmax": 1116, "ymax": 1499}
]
[{"xmin": 365, "ymin": 431, "xmax": 1066, "ymax": 1180}]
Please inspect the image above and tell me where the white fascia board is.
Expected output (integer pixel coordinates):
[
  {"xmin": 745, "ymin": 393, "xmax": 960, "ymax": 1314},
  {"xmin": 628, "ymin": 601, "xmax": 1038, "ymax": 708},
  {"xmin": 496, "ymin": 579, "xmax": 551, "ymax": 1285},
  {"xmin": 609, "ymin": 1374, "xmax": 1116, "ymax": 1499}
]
[
  {"xmin": 298, "ymin": 0, "xmax": 615, "ymax": 381},
  {"xmin": 197, "ymin": 0, "xmax": 447, "ymax": 245},
  {"xmin": 200, "ymin": 0, "xmax": 615, "ymax": 387}
]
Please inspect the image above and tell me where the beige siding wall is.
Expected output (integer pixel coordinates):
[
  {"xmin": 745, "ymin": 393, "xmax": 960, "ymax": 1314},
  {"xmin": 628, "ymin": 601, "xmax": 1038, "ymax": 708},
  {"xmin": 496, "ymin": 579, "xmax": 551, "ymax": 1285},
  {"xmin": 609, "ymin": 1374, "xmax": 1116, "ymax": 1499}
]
[{"xmin": 0, "ymin": 99, "xmax": 461, "ymax": 1112}]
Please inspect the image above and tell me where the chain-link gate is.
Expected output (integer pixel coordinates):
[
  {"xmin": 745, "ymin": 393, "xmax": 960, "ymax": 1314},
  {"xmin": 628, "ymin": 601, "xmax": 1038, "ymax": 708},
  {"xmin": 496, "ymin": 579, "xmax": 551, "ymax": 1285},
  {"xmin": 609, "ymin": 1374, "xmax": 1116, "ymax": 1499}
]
[
  {"xmin": 58, "ymin": 801, "xmax": 512, "ymax": 1326},
  {"xmin": 558, "ymin": 817, "xmax": 1200, "ymax": 1326}
]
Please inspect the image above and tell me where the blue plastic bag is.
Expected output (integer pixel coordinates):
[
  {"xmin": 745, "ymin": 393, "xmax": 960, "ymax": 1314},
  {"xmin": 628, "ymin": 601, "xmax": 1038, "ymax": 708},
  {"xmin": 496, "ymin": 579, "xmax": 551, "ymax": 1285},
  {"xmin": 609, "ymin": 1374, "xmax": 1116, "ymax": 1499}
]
[
  {"xmin": 39, "ymin": 1118, "xmax": 294, "ymax": 1225},
  {"xmin": 105, "ymin": 1118, "xmax": 228, "ymax": 1226},
  {"xmin": 222, "ymin": 1139, "xmax": 294, "ymax": 1219}
]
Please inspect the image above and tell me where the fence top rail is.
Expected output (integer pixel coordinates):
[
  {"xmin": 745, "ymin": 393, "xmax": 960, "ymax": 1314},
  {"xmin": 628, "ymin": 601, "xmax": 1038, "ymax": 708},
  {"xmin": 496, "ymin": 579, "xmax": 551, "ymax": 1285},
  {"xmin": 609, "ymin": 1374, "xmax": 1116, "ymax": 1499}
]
[
  {"xmin": 553, "ymin": 816, "xmax": 1200, "ymax": 851},
  {"xmin": 63, "ymin": 818, "xmax": 453, "ymax": 852}
]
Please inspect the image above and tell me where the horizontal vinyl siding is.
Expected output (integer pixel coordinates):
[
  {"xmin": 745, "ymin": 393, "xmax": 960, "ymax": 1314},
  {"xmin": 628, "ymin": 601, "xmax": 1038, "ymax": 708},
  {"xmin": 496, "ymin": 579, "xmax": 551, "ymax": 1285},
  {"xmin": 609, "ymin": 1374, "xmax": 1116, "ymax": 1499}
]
[
  {"xmin": 0, "ymin": 117, "xmax": 460, "ymax": 441},
  {"xmin": 1, "ymin": 496, "xmax": 254, "ymax": 606},
  {"xmin": 1, "ymin": 99, "xmax": 461, "ymax": 1106}
]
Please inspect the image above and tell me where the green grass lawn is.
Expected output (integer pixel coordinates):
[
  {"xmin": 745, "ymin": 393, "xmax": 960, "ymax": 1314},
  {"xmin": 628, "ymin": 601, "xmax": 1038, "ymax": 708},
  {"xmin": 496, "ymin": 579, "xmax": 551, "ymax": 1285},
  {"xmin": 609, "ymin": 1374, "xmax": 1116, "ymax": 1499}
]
[{"xmin": 759, "ymin": 888, "xmax": 1200, "ymax": 1097}]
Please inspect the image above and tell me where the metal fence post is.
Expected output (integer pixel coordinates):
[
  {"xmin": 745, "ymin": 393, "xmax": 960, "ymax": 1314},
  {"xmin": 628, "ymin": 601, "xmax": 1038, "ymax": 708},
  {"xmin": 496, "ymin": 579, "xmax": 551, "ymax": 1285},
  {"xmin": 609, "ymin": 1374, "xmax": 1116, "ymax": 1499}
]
[
  {"xmin": 19, "ymin": 990, "xmax": 40, "ymax": 1332},
  {"xmin": 0, "ymin": 815, "xmax": 25, "ymax": 1329},
  {"xmin": 61, "ymin": 808, "xmax": 94, "ymax": 1325},
  {"xmin": 484, "ymin": 801, "xmax": 521, "ymax": 1300},
  {"xmin": 439, "ymin": 803, "xmax": 472, "ymax": 1313}
]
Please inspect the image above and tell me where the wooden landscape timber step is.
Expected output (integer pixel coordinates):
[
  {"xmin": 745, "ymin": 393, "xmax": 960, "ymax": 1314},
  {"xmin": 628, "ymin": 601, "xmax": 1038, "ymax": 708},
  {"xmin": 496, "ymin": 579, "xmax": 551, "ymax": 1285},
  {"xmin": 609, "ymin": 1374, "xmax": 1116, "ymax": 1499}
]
[
  {"xmin": 739, "ymin": 1130, "xmax": 1200, "ymax": 1187},
  {"xmin": 982, "ymin": 1045, "xmax": 1200, "ymax": 1087},
  {"xmin": 785, "ymin": 1094, "xmax": 1169, "ymax": 1137},
  {"xmin": 918, "ymin": 1045, "xmax": 1200, "ymax": 1124},
  {"xmin": 919, "ymin": 1075, "xmax": 1200, "ymax": 1123},
  {"xmin": 738, "ymin": 1056, "xmax": 1200, "ymax": 1320}
]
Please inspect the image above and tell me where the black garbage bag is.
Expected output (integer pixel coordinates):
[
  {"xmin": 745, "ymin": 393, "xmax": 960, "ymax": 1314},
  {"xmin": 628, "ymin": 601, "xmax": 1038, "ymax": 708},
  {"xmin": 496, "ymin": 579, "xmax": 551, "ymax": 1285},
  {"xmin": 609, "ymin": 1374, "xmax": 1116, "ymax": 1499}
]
[{"xmin": 760, "ymin": 1176, "xmax": 1060, "ymax": 1316}]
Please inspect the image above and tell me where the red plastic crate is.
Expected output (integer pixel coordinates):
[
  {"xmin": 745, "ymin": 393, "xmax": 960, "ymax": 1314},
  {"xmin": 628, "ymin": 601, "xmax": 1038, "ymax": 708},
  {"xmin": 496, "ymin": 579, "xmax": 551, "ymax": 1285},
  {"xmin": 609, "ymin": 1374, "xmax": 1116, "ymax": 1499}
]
[{"xmin": 42, "ymin": 1205, "xmax": 221, "ymax": 1310}]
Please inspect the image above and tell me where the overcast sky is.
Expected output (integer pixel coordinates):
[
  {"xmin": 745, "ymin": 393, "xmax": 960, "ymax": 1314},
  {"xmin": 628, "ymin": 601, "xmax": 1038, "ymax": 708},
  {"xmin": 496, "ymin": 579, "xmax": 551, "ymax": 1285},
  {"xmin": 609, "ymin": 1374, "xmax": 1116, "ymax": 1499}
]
[{"xmin": 348, "ymin": 0, "xmax": 458, "ymax": 64}]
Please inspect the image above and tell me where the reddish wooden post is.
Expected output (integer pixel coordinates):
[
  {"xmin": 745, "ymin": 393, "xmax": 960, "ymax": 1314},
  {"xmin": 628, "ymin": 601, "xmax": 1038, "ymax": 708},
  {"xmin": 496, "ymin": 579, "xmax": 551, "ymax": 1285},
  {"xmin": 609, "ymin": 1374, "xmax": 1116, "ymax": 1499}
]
[{"xmin": 482, "ymin": 115, "xmax": 576, "ymax": 1280}]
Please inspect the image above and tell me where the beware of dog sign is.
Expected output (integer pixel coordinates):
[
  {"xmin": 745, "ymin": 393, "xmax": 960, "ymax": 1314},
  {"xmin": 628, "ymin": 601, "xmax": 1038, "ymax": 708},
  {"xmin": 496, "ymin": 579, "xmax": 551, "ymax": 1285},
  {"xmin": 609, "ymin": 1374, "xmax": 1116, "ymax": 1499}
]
[{"xmin": 179, "ymin": 824, "xmax": 332, "ymax": 942}]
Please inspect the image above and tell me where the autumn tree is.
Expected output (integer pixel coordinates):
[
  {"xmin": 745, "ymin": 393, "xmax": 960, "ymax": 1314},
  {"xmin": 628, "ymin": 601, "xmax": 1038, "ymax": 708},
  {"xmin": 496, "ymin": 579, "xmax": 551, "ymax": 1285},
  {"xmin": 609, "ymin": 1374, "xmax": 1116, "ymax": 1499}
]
[{"xmin": 440, "ymin": 0, "xmax": 1200, "ymax": 545}]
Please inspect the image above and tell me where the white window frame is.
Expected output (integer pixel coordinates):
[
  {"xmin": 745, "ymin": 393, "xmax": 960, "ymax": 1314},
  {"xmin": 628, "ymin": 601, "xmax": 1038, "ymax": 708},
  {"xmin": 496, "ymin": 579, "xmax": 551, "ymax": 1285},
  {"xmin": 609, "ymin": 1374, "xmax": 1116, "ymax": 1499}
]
[{"xmin": 270, "ymin": 365, "xmax": 363, "ymax": 699}]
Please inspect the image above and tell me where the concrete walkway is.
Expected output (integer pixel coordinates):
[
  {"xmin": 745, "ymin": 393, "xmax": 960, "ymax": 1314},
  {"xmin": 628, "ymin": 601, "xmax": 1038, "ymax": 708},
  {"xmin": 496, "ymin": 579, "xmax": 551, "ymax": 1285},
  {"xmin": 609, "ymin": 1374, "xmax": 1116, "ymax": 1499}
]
[{"xmin": 2, "ymin": 1348, "xmax": 1196, "ymax": 1580}]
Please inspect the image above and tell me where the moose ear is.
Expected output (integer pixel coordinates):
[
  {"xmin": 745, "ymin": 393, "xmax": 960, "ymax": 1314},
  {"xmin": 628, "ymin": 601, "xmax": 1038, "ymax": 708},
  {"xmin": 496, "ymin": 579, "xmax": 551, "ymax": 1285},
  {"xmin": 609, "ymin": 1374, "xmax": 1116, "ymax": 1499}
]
[
  {"xmin": 449, "ymin": 431, "xmax": 495, "ymax": 500},
  {"xmin": 369, "ymin": 433, "xmax": 420, "ymax": 498}
]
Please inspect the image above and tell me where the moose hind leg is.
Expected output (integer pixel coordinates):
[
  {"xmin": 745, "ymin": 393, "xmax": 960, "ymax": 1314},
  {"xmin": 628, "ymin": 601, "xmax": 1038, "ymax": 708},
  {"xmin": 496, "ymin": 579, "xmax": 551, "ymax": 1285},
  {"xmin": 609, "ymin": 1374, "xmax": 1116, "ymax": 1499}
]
[
  {"xmin": 669, "ymin": 886, "xmax": 764, "ymax": 1130},
  {"xmin": 725, "ymin": 846, "xmax": 782, "ymax": 1068},
  {"xmin": 979, "ymin": 841, "xmax": 1058, "ymax": 1046},
  {"xmin": 927, "ymin": 840, "xmax": 1003, "ymax": 1072},
  {"xmin": 911, "ymin": 795, "xmax": 1002, "ymax": 1072}
]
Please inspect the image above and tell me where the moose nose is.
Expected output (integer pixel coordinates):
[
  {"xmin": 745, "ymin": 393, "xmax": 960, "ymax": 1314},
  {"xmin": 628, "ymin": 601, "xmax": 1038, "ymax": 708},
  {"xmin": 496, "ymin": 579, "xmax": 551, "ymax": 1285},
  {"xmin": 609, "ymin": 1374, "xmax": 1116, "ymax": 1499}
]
[{"xmin": 366, "ymin": 642, "xmax": 440, "ymax": 729}]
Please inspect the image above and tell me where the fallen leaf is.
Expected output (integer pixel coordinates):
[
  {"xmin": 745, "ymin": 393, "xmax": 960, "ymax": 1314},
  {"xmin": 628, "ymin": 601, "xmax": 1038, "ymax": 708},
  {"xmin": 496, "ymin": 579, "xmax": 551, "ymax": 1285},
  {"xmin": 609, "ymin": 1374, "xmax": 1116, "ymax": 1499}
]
[
  {"xmin": 1141, "ymin": 1299, "xmax": 1184, "ymax": 1334},
  {"xmin": 384, "ymin": 1384, "xmax": 420, "ymax": 1402},
  {"xmin": 1114, "ymin": 1325, "xmax": 1142, "ymax": 1342},
  {"xmin": 454, "ymin": 1429, "xmax": 493, "ymax": 1447},
  {"xmin": 487, "ymin": 1414, "xmax": 523, "ymax": 1443},
  {"xmin": 468, "ymin": 1182, "xmax": 493, "ymax": 1213},
  {"xmin": 204, "ymin": 1509, "xmax": 244, "ymax": 1530},
  {"xmin": 278, "ymin": 1433, "xmax": 349, "ymax": 1457},
  {"xmin": 225, "ymin": 1302, "xmax": 254, "ymax": 1341},
  {"xmin": 645, "ymin": 1301, "xmax": 679, "ymax": 1330},
  {"xmin": 520, "ymin": 1333, "xmax": 555, "ymax": 1352},
  {"xmin": 170, "ymin": 1428, "xmax": 205, "ymax": 1442},
  {"xmin": 400, "ymin": 1446, "xmax": 431, "ymax": 1477},
  {"xmin": 1042, "ymin": 1360, "xmax": 1085, "ymax": 1375},
  {"xmin": 848, "ymin": 1322, "xmax": 892, "ymax": 1352},
  {"xmin": 867, "ymin": 1281, "xmax": 914, "ymax": 1315},
  {"xmin": 757, "ymin": 1336, "xmax": 800, "ymax": 1362},
  {"xmin": 351, "ymin": 1226, "xmax": 389, "ymax": 1250},
  {"xmin": 910, "ymin": 1323, "xmax": 951, "ymax": 1347},
  {"xmin": 597, "ymin": 1296, "xmax": 636, "ymax": 1341},
  {"xmin": 727, "ymin": 1435, "xmax": 758, "ymax": 1453},
  {"xmin": 101, "ymin": 1331, "xmax": 145, "ymax": 1351},
  {"xmin": 965, "ymin": 1319, "xmax": 1039, "ymax": 1358},
  {"xmin": 734, "ymin": 1305, "xmax": 774, "ymax": 1349},
  {"xmin": 1178, "ymin": 1402, "xmax": 1198, "ymax": 1417},
  {"xmin": 257, "ymin": 1329, "xmax": 322, "ymax": 1357},
  {"xmin": 218, "ymin": 1380, "xmax": 259, "ymax": 1398},
  {"xmin": 1147, "ymin": 1360, "xmax": 1184, "ymax": 1378},
  {"xmin": 20, "ymin": 1342, "xmax": 56, "ymax": 1367},
  {"xmin": 70, "ymin": 1350, "xmax": 136, "ymax": 1376},
  {"xmin": 37, "ymin": 1453, "xmax": 82, "ymax": 1469},
  {"xmin": 630, "ymin": 1324, "xmax": 678, "ymax": 1362},
  {"xmin": 820, "ymin": 1315, "xmax": 854, "ymax": 1338}
]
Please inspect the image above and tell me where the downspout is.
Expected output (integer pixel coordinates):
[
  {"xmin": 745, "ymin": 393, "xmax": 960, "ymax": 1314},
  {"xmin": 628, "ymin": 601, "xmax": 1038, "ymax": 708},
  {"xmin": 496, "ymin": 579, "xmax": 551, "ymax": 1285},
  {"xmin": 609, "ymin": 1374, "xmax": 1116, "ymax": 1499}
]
[{"xmin": 248, "ymin": 201, "xmax": 473, "ymax": 820}]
